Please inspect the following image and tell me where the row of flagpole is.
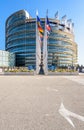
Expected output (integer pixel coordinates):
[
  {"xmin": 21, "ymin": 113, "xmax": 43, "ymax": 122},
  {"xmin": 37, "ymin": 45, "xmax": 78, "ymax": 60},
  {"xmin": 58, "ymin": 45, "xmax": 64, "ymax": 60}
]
[{"xmin": 36, "ymin": 10, "xmax": 51, "ymax": 75}]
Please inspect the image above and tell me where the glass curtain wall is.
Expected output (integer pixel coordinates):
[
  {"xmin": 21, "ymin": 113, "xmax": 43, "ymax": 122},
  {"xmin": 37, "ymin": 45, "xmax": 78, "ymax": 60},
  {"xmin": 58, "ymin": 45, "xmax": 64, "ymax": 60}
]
[{"xmin": 6, "ymin": 10, "xmax": 77, "ymax": 70}]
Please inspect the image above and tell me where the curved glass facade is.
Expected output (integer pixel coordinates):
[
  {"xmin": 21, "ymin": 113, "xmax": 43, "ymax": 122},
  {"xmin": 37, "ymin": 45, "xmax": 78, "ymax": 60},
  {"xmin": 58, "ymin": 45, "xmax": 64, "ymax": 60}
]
[
  {"xmin": 0, "ymin": 50, "xmax": 15, "ymax": 67},
  {"xmin": 5, "ymin": 10, "xmax": 77, "ymax": 68}
]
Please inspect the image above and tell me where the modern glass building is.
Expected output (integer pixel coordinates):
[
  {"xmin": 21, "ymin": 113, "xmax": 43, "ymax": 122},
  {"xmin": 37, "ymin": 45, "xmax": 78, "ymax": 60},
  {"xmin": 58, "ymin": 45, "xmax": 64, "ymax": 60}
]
[
  {"xmin": 5, "ymin": 10, "xmax": 77, "ymax": 69},
  {"xmin": 0, "ymin": 50, "xmax": 15, "ymax": 67}
]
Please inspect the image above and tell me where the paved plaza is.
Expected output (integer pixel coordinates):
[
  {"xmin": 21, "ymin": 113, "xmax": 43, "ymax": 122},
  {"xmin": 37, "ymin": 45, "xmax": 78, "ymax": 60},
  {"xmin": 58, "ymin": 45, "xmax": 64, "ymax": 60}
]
[{"xmin": 0, "ymin": 74, "xmax": 84, "ymax": 130}]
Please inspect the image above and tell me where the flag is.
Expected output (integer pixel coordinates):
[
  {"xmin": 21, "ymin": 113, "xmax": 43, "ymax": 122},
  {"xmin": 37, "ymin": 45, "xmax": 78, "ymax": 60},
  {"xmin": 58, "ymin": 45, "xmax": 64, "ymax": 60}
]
[
  {"xmin": 46, "ymin": 10, "xmax": 51, "ymax": 34},
  {"xmin": 55, "ymin": 11, "xmax": 59, "ymax": 19},
  {"xmin": 62, "ymin": 15, "xmax": 67, "ymax": 21},
  {"xmin": 37, "ymin": 15, "xmax": 44, "ymax": 40},
  {"xmin": 46, "ymin": 15, "xmax": 51, "ymax": 34},
  {"xmin": 61, "ymin": 15, "xmax": 67, "ymax": 25}
]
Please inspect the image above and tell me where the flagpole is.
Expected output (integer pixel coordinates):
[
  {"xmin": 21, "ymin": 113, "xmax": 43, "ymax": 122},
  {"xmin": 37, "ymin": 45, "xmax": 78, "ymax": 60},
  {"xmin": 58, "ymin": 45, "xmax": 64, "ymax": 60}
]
[
  {"xmin": 43, "ymin": 10, "xmax": 48, "ymax": 75},
  {"xmin": 36, "ymin": 10, "xmax": 42, "ymax": 74},
  {"xmin": 36, "ymin": 10, "xmax": 39, "ymax": 74}
]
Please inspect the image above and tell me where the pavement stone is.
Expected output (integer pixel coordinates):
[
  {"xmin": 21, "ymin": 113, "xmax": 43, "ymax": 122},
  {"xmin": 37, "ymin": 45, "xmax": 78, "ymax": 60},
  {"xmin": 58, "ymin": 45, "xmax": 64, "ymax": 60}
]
[{"xmin": 0, "ymin": 75, "xmax": 84, "ymax": 130}]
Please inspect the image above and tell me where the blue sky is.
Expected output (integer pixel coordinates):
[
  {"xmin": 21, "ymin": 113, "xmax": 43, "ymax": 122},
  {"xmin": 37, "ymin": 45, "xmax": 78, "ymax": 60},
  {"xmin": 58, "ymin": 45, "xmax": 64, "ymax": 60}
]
[{"xmin": 0, "ymin": 0, "xmax": 84, "ymax": 65}]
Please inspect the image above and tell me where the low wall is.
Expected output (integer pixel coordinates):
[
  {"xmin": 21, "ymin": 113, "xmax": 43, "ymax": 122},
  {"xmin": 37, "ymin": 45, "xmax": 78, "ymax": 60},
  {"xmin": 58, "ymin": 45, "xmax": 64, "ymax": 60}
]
[
  {"xmin": 48, "ymin": 71, "xmax": 79, "ymax": 75},
  {"xmin": 0, "ymin": 72, "xmax": 34, "ymax": 75},
  {"xmin": 0, "ymin": 71, "xmax": 79, "ymax": 76}
]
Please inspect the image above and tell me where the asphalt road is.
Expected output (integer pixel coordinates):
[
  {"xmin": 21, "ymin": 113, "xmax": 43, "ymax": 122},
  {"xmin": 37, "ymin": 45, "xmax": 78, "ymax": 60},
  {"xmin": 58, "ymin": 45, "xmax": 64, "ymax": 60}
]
[{"xmin": 0, "ymin": 74, "xmax": 84, "ymax": 130}]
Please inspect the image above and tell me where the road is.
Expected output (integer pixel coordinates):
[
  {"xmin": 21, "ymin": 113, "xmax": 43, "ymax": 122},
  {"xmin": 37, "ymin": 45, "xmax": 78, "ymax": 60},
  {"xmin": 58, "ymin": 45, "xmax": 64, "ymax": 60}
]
[{"xmin": 0, "ymin": 74, "xmax": 84, "ymax": 130}]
